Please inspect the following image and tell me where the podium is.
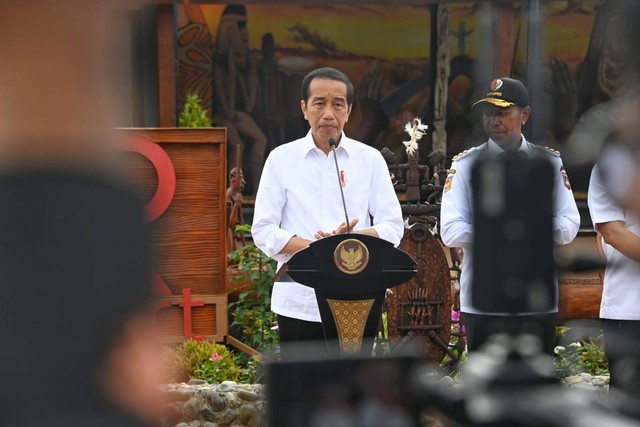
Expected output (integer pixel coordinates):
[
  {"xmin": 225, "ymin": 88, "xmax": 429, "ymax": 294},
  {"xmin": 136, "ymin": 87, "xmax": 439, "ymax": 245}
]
[{"xmin": 287, "ymin": 234, "xmax": 417, "ymax": 356}]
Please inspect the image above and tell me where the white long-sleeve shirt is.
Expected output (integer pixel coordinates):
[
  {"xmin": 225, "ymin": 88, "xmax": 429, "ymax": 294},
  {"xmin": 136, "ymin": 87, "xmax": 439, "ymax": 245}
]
[
  {"xmin": 440, "ymin": 137, "xmax": 580, "ymax": 314},
  {"xmin": 252, "ymin": 131, "xmax": 404, "ymax": 321},
  {"xmin": 588, "ymin": 164, "xmax": 640, "ymax": 320}
]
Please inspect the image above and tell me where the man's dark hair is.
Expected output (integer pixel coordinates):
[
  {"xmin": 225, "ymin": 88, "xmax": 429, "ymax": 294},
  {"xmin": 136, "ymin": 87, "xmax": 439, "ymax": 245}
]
[{"xmin": 301, "ymin": 67, "xmax": 355, "ymax": 106}]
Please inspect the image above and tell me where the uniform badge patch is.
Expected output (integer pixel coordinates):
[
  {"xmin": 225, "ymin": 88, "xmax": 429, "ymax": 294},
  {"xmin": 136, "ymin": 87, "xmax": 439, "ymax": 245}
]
[
  {"xmin": 560, "ymin": 166, "xmax": 571, "ymax": 190},
  {"xmin": 444, "ymin": 169, "xmax": 456, "ymax": 193}
]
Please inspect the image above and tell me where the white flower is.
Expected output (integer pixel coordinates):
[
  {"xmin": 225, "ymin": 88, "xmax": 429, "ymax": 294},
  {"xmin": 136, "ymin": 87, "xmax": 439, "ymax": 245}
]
[{"xmin": 403, "ymin": 118, "xmax": 429, "ymax": 157}]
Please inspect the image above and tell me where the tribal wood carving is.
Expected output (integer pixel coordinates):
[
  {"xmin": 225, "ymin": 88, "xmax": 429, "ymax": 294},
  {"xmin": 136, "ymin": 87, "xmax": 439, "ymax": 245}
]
[{"xmin": 387, "ymin": 219, "xmax": 452, "ymax": 364}]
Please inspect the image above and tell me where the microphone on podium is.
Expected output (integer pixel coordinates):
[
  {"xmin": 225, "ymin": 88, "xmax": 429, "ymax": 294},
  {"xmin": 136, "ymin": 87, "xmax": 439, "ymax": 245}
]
[{"xmin": 329, "ymin": 138, "xmax": 351, "ymax": 233}]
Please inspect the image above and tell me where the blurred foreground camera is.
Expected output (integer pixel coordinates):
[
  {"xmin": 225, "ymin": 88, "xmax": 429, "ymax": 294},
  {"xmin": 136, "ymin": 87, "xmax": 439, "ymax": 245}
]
[{"xmin": 471, "ymin": 153, "xmax": 555, "ymax": 313}]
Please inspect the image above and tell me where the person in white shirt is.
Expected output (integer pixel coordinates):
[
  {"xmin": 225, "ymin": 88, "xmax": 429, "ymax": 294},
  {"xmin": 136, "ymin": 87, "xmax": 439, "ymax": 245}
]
[
  {"xmin": 440, "ymin": 77, "xmax": 580, "ymax": 355},
  {"xmin": 251, "ymin": 67, "xmax": 404, "ymax": 358},
  {"xmin": 588, "ymin": 162, "xmax": 640, "ymax": 391}
]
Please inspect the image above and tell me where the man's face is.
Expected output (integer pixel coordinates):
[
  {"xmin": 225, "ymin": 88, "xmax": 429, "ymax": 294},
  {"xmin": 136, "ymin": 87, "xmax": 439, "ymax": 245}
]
[
  {"xmin": 482, "ymin": 105, "xmax": 530, "ymax": 147},
  {"xmin": 301, "ymin": 77, "xmax": 352, "ymax": 146}
]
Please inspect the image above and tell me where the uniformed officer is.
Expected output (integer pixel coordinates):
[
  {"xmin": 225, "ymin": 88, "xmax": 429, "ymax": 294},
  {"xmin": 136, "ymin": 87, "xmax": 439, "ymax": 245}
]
[{"xmin": 440, "ymin": 77, "xmax": 580, "ymax": 355}]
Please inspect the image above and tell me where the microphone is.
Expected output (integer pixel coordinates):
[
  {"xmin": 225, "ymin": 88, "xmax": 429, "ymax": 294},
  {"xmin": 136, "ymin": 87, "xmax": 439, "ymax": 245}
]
[{"xmin": 329, "ymin": 138, "xmax": 351, "ymax": 233}]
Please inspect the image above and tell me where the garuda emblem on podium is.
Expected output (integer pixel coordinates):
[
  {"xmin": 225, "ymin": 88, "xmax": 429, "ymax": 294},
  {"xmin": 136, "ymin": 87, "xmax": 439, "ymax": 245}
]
[{"xmin": 334, "ymin": 238, "xmax": 369, "ymax": 275}]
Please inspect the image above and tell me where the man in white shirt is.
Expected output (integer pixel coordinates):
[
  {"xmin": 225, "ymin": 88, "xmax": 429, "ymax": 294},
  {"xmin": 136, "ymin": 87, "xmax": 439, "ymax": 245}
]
[
  {"xmin": 252, "ymin": 67, "xmax": 404, "ymax": 358},
  {"xmin": 440, "ymin": 77, "xmax": 580, "ymax": 355},
  {"xmin": 588, "ymin": 162, "xmax": 640, "ymax": 391}
]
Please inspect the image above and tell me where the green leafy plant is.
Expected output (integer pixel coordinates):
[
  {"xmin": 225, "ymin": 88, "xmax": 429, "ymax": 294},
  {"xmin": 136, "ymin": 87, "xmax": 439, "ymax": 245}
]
[
  {"xmin": 374, "ymin": 311, "xmax": 390, "ymax": 356},
  {"xmin": 228, "ymin": 236, "xmax": 279, "ymax": 356},
  {"xmin": 162, "ymin": 339, "xmax": 244, "ymax": 384},
  {"xmin": 554, "ymin": 333, "xmax": 609, "ymax": 377},
  {"xmin": 178, "ymin": 92, "xmax": 213, "ymax": 128},
  {"xmin": 439, "ymin": 308, "xmax": 467, "ymax": 379},
  {"xmin": 237, "ymin": 353, "xmax": 266, "ymax": 384}
]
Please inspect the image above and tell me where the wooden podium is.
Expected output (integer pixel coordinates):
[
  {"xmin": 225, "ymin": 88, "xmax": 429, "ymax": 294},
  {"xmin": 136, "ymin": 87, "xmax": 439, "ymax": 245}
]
[
  {"xmin": 117, "ymin": 128, "xmax": 228, "ymax": 343},
  {"xmin": 287, "ymin": 234, "xmax": 417, "ymax": 356}
]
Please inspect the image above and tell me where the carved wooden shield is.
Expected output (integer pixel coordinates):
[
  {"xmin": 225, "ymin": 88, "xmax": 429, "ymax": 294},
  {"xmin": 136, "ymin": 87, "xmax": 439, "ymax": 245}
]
[{"xmin": 387, "ymin": 222, "xmax": 451, "ymax": 364}]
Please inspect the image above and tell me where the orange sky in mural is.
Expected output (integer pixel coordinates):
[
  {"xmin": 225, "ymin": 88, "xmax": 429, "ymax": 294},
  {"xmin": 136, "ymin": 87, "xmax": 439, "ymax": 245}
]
[
  {"xmin": 201, "ymin": 4, "xmax": 432, "ymax": 59},
  {"xmin": 503, "ymin": 2, "xmax": 597, "ymax": 73},
  {"xmin": 545, "ymin": 3, "xmax": 597, "ymax": 68},
  {"xmin": 200, "ymin": 2, "xmax": 596, "ymax": 71}
]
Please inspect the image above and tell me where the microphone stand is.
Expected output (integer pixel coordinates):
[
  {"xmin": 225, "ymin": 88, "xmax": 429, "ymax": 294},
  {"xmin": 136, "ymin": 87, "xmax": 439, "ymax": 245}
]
[{"xmin": 329, "ymin": 138, "xmax": 351, "ymax": 233}]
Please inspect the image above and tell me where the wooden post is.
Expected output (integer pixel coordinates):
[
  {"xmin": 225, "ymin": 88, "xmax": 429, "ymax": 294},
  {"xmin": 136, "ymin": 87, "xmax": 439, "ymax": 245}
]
[
  {"xmin": 493, "ymin": 2, "xmax": 515, "ymax": 77},
  {"xmin": 157, "ymin": 4, "xmax": 176, "ymax": 127},
  {"xmin": 432, "ymin": 4, "xmax": 450, "ymax": 156},
  {"xmin": 526, "ymin": 0, "xmax": 545, "ymax": 142}
]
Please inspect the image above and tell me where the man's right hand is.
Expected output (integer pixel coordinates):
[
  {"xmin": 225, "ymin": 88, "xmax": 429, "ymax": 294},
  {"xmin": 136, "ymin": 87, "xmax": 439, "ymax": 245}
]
[{"xmin": 314, "ymin": 219, "xmax": 360, "ymax": 239}]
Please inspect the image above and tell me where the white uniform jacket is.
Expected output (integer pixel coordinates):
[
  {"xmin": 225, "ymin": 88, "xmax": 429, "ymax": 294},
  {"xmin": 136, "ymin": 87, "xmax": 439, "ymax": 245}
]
[{"xmin": 440, "ymin": 137, "xmax": 580, "ymax": 314}]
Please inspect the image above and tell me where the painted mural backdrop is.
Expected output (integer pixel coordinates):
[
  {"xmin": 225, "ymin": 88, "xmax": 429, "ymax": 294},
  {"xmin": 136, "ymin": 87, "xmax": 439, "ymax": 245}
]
[{"xmin": 177, "ymin": 1, "xmax": 613, "ymax": 195}]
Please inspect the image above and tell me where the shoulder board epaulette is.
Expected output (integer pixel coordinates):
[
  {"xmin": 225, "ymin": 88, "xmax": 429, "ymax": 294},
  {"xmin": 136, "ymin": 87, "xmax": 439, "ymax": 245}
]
[
  {"xmin": 451, "ymin": 146, "xmax": 480, "ymax": 162},
  {"xmin": 531, "ymin": 144, "xmax": 561, "ymax": 157}
]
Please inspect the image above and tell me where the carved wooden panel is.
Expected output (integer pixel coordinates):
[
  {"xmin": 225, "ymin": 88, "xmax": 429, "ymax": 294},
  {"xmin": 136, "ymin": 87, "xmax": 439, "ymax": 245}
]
[
  {"xmin": 177, "ymin": 5, "xmax": 214, "ymax": 118},
  {"xmin": 387, "ymin": 224, "xmax": 451, "ymax": 364}
]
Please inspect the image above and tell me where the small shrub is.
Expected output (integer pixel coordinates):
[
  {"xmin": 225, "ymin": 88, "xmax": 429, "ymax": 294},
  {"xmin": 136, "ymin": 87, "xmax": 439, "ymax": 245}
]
[
  {"xmin": 554, "ymin": 335, "xmax": 609, "ymax": 377},
  {"xmin": 178, "ymin": 92, "xmax": 212, "ymax": 128},
  {"xmin": 237, "ymin": 353, "xmax": 266, "ymax": 384},
  {"xmin": 228, "ymin": 240, "xmax": 279, "ymax": 355},
  {"xmin": 440, "ymin": 308, "xmax": 467, "ymax": 379},
  {"xmin": 163, "ymin": 339, "xmax": 244, "ymax": 384},
  {"xmin": 374, "ymin": 311, "xmax": 390, "ymax": 356}
]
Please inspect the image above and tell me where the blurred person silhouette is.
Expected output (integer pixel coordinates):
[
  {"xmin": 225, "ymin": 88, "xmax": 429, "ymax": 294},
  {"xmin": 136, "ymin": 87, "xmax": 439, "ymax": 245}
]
[
  {"xmin": 0, "ymin": 2, "xmax": 164, "ymax": 426},
  {"xmin": 566, "ymin": 0, "xmax": 640, "ymax": 207},
  {"xmin": 440, "ymin": 77, "xmax": 580, "ymax": 355},
  {"xmin": 560, "ymin": 0, "xmax": 640, "ymax": 189}
]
